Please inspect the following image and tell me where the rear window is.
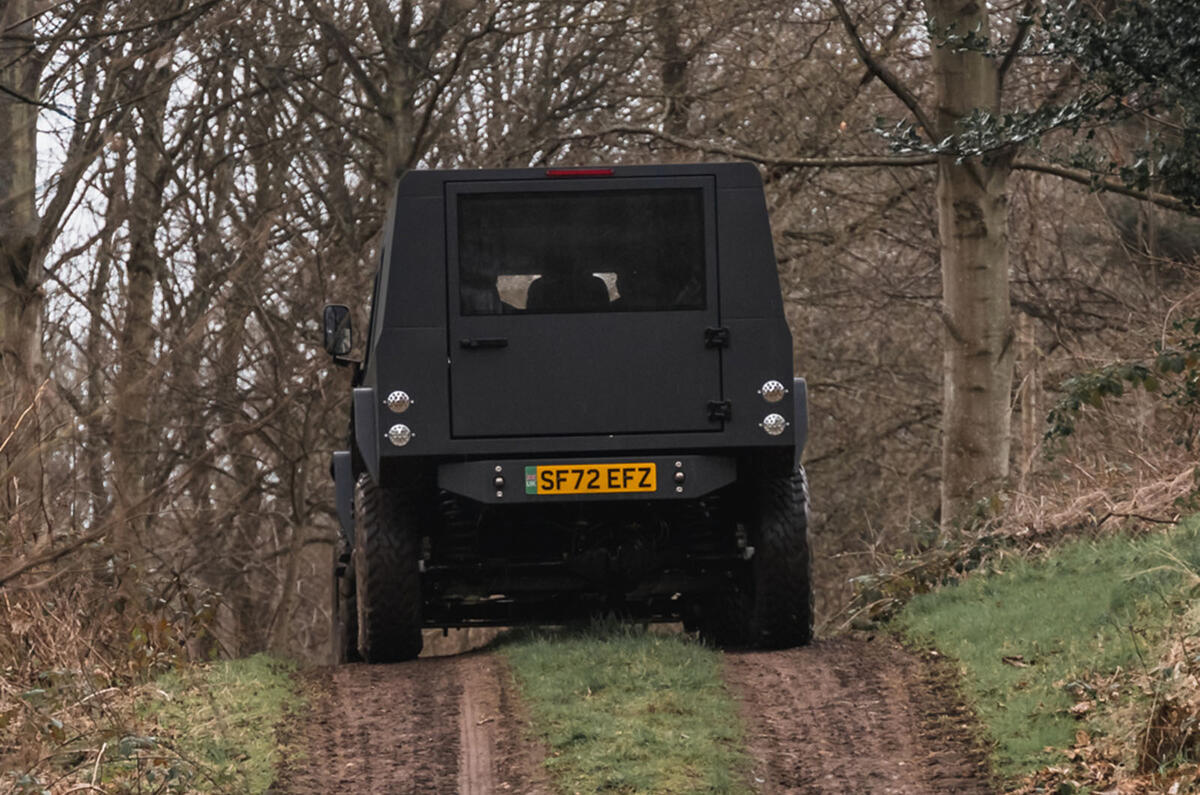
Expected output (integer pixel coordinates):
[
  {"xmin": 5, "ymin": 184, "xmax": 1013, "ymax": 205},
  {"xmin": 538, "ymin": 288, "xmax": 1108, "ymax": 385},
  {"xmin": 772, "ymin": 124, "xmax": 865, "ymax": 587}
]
[{"xmin": 457, "ymin": 188, "xmax": 706, "ymax": 315}]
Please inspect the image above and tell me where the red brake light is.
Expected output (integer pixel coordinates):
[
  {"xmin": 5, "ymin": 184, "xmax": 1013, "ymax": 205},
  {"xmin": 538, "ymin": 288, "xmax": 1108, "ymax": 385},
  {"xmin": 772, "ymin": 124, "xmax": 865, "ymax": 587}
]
[{"xmin": 545, "ymin": 168, "xmax": 615, "ymax": 178}]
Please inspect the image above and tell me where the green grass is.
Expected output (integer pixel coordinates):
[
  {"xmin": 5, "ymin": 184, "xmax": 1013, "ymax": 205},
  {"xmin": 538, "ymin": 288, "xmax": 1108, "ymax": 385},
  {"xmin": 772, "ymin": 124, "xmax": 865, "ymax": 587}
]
[
  {"xmin": 121, "ymin": 653, "xmax": 300, "ymax": 793},
  {"xmin": 503, "ymin": 623, "xmax": 751, "ymax": 794},
  {"xmin": 898, "ymin": 517, "xmax": 1200, "ymax": 777}
]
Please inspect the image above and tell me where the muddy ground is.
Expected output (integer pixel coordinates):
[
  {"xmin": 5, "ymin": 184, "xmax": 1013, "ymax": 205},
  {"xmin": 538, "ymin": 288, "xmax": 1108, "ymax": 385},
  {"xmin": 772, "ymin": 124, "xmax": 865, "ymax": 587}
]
[
  {"xmin": 275, "ymin": 636, "xmax": 993, "ymax": 794},
  {"xmin": 274, "ymin": 651, "xmax": 554, "ymax": 794},
  {"xmin": 725, "ymin": 636, "xmax": 993, "ymax": 794}
]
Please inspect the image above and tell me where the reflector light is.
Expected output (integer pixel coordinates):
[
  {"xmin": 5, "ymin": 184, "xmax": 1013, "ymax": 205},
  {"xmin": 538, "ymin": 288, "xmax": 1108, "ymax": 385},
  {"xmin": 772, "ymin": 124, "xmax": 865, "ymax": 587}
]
[
  {"xmin": 760, "ymin": 413, "xmax": 788, "ymax": 436},
  {"xmin": 759, "ymin": 380, "xmax": 787, "ymax": 403},
  {"xmin": 545, "ymin": 168, "xmax": 615, "ymax": 178},
  {"xmin": 386, "ymin": 390, "xmax": 412, "ymax": 413},
  {"xmin": 387, "ymin": 424, "xmax": 413, "ymax": 447}
]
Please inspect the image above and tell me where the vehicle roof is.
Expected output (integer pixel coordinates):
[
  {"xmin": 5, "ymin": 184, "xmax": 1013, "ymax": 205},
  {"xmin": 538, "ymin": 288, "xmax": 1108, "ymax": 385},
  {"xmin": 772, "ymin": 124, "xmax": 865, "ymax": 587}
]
[{"xmin": 395, "ymin": 162, "xmax": 763, "ymax": 196}]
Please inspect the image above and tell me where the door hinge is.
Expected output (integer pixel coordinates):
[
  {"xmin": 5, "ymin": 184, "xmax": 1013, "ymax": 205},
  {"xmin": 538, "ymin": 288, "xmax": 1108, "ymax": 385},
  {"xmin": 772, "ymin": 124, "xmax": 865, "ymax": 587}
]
[
  {"xmin": 707, "ymin": 400, "xmax": 732, "ymax": 422},
  {"xmin": 704, "ymin": 326, "xmax": 730, "ymax": 348}
]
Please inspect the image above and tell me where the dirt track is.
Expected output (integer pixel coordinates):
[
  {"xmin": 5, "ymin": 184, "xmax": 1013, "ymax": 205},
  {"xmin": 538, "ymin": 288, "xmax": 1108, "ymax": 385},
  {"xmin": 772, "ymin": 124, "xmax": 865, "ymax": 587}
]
[
  {"xmin": 274, "ymin": 652, "xmax": 553, "ymax": 794},
  {"xmin": 725, "ymin": 637, "xmax": 993, "ymax": 794},
  {"xmin": 276, "ymin": 637, "xmax": 993, "ymax": 794}
]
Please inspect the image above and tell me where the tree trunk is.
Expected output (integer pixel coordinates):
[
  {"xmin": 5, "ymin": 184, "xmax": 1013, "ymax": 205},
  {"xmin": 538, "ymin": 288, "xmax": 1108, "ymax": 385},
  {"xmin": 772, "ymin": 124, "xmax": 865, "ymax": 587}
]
[
  {"xmin": 84, "ymin": 143, "xmax": 130, "ymax": 530},
  {"xmin": 652, "ymin": 0, "xmax": 691, "ymax": 139},
  {"xmin": 0, "ymin": 0, "xmax": 45, "ymax": 540},
  {"xmin": 1017, "ymin": 175, "xmax": 1044, "ymax": 490},
  {"xmin": 112, "ymin": 62, "xmax": 171, "ymax": 556},
  {"xmin": 925, "ymin": 0, "xmax": 1015, "ymax": 525},
  {"xmin": 1016, "ymin": 311, "xmax": 1039, "ymax": 490}
]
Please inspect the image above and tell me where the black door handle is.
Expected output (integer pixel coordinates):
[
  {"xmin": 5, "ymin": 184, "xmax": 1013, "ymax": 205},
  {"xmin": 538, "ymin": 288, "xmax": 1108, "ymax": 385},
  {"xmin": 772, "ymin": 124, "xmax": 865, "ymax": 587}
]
[{"xmin": 460, "ymin": 337, "xmax": 508, "ymax": 349}]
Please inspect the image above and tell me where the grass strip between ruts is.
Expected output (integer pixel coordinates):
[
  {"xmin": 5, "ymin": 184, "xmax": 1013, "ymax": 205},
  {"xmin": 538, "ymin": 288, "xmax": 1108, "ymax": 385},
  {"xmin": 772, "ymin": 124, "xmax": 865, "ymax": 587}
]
[{"xmin": 503, "ymin": 623, "xmax": 752, "ymax": 794}]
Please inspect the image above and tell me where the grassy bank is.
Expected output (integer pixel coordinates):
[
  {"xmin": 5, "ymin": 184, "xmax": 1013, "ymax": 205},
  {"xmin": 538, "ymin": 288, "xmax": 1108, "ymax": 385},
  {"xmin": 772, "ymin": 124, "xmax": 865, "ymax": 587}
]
[
  {"xmin": 111, "ymin": 654, "xmax": 300, "ymax": 793},
  {"xmin": 898, "ymin": 518, "xmax": 1200, "ymax": 781},
  {"xmin": 2, "ymin": 653, "xmax": 299, "ymax": 794},
  {"xmin": 503, "ymin": 623, "xmax": 750, "ymax": 794}
]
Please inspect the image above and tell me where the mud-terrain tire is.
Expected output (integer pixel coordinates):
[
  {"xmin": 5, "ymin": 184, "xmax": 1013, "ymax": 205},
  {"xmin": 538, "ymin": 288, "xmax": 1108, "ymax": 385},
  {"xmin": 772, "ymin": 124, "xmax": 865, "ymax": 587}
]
[
  {"xmin": 331, "ymin": 535, "xmax": 360, "ymax": 664},
  {"xmin": 749, "ymin": 465, "xmax": 813, "ymax": 647},
  {"xmin": 354, "ymin": 473, "xmax": 424, "ymax": 662},
  {"xmin": 701, "ymin": 464, "xmax": 813, "ymax": 649}
]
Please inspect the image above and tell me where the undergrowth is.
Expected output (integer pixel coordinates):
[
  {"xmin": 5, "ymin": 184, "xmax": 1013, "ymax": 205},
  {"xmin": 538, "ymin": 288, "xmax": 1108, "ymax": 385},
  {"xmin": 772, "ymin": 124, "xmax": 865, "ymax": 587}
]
[
  {"xmin": 1, "ymin": 650, "xmax": 298, "ymax": 795},
  {"xmin": 128, "ymin": 654, "xmax": 299, "ymax": 793},
  {"xmin": 897, "ymin": 517, "xmax": 1200, "ymax": 787},
  {"xmin": 502, "ymin": 621, "xmax": 750, "ymax": 794},
  {"xmin": 1046, "ymin": 316, "xmax": 1200, "ymax": 448}
]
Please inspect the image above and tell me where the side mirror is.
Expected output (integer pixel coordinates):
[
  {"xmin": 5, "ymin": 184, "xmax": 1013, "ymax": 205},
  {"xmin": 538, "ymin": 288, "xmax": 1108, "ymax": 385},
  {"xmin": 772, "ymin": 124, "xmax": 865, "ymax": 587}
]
[{"xmin": 323, "ymin": 304, "xmax": 352, "ymax": 357}]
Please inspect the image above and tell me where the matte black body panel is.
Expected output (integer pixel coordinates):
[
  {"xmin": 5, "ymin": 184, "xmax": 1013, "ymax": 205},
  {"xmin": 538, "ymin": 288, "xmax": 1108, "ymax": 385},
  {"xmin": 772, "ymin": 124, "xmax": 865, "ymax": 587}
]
[
  {"xmin": 449, "ymin": 314, "xmax": 723, "ymax": 437},
  {"xmin": 438, "ymin": 455, "xmax": 737, "ymax": 504},
  {"xmin": 353, "ymin": 387, "xmax": 379, "ymax": 482},
  {"xmin": 718, "ymin": 316, "xmax": 797, "ymax": 447},
  {"xmin": 716, "ymin": 187, "xmax": 785, "ymax": 320},
  {"xmin": 374, "ymin": 327, "xmax": 450, "ymax": 453},
  {"xmin": 331, "ymin": 450, "xmax": 354, "ymax": 540},
  {"xmin": 378, "ymin": 195, "xmax": 444, "ymax": 329}
]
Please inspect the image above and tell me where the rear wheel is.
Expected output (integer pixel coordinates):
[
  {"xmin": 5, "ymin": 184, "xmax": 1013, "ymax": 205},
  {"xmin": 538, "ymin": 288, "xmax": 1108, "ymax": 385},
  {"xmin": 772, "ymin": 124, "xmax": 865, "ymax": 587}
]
[
  {"xmin": 749, "ymin": 464, "xmax": 813, "ymax": 647},
  {"xmin": 354, "ymin": 473, "xmax": 424, "ymax": 662},
  {"xmin": 701, "ymin": 463, "xmax": 813, "ymax": 648}
]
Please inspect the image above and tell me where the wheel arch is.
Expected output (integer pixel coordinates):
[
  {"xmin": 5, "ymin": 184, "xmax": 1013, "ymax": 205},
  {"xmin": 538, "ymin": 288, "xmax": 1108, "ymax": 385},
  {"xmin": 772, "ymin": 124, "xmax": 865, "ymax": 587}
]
[
  {"xmin": 353, "ymin": 386, "xmax": 380, "ymax": 483},
  {"xmin": 792, "ymin": 377, "xmax": 808, "ymax": 467}
]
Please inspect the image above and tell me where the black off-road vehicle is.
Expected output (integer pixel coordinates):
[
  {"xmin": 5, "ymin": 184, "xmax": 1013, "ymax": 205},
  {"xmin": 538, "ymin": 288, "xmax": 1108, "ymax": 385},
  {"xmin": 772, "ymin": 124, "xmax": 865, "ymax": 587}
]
[{"xmin": 323, "ymin": 163, "xmax": 811, "ymax": 663}]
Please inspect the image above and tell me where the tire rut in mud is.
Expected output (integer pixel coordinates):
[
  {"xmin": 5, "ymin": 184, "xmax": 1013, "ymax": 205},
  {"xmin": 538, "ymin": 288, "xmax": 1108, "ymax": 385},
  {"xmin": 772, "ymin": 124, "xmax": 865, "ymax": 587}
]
[
  {"xmin": 725, "ymin": 636, "xmax": 994, "ymax": 794},
  {"xmin": 275, "ymin": 652, "xmax": 552, "ymax": 794},
  {"xmin": 278, "ymin": 636, "xmax": 992, "ymax": 794}
]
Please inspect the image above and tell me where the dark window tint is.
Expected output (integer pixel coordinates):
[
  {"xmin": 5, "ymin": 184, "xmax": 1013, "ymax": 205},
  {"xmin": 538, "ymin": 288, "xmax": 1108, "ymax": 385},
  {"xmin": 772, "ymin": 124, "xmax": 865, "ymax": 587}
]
[{"xmin": 457, "ymin": 188, "xmax": 705, "ymax": 315}]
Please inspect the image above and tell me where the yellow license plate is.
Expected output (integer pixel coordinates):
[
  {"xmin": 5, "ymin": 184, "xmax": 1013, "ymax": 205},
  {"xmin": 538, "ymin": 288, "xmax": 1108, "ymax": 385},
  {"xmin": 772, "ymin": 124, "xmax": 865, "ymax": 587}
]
[{"xmin": 525, "ymin": 463, "xmax": 657, "ymax": 495}]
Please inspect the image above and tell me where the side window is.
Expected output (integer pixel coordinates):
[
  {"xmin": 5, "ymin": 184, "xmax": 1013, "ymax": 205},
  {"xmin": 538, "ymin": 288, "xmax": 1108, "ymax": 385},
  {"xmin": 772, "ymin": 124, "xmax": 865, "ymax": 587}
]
[{"xmin": 457, "ymin": 188, "xmax": 705, "ymax": 316}]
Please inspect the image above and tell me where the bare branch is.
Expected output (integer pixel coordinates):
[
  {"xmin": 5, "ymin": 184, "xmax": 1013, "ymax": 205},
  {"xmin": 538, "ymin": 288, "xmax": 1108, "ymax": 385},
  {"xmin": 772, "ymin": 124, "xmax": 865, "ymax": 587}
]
[
  {"xmin": 998, "ymin": 0, "xmax": 1037, "ymax": 90},
  {"xmin": 0, "ymin": 79, "xmax": 72, "ymax": 118},
  {"xmin": 598, "ymin": 127, "xmax": 1197, "ymax": 217},
  {"xmin": 1012, "ymin": 158, "xmax": 1198, "ymax": 216},
  {"xmin": 300, "ymin": 0, "xmax": 389, "ymax": 115},
  {"xmin": 575, "ymin": 126, "xmax": 937, "ymax": 168},
  {"xmin": 829, "ymin": 0, "xmax": 936, "ymax": 136},
  {"xmin": 858, "ymin": 0, "xmax": 915, "ymax": 87},
  {"xmin": 31, "ymin": 0, "xmax": 221, "ymax": 42}
]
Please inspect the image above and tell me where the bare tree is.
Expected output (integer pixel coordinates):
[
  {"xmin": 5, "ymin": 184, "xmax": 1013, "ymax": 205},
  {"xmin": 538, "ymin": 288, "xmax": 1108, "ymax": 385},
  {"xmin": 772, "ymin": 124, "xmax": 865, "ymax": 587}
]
[{"xmin": 1, "ymin": 0, "xmax": 47, "ymax": 541}]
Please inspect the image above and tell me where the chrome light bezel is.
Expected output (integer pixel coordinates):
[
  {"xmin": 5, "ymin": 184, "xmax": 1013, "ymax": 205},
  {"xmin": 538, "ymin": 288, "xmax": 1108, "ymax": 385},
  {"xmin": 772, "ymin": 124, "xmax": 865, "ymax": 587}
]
[
  {"xmin": 760, "ymin": 413, "xmax": 788, "ymax": 436},
  {"xmin": 387, "ymin": 423, "xmax": 413, "ymax": 447},
  {"xmin": 385, "ymin": 390, "xmax": 412, "ymax": 413},
  {"xmin": 759, "ymin": 379, "xmax": 787, "ymax": 403}
]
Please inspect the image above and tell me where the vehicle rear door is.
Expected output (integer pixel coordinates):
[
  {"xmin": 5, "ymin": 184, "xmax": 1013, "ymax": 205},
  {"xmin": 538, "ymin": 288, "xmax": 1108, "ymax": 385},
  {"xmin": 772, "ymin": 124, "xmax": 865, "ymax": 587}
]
[{"xmin": 446, "ymin": 176, "xmax": 722, "ymax": 439}]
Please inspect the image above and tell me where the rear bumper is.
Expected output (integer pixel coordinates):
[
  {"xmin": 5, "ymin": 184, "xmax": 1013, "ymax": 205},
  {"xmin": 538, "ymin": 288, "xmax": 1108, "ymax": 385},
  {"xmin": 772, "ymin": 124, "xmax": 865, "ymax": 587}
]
[{"xmin": 437, "ymin": 454, "xmax": 736, "ymax": 504}]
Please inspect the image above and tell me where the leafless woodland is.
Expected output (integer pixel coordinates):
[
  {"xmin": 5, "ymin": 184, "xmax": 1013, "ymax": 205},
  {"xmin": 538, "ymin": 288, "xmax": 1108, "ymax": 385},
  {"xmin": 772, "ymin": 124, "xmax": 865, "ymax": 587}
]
[{"xmin": 1, "ymin": 0, "xmax": 1197, "ymax": 681}]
